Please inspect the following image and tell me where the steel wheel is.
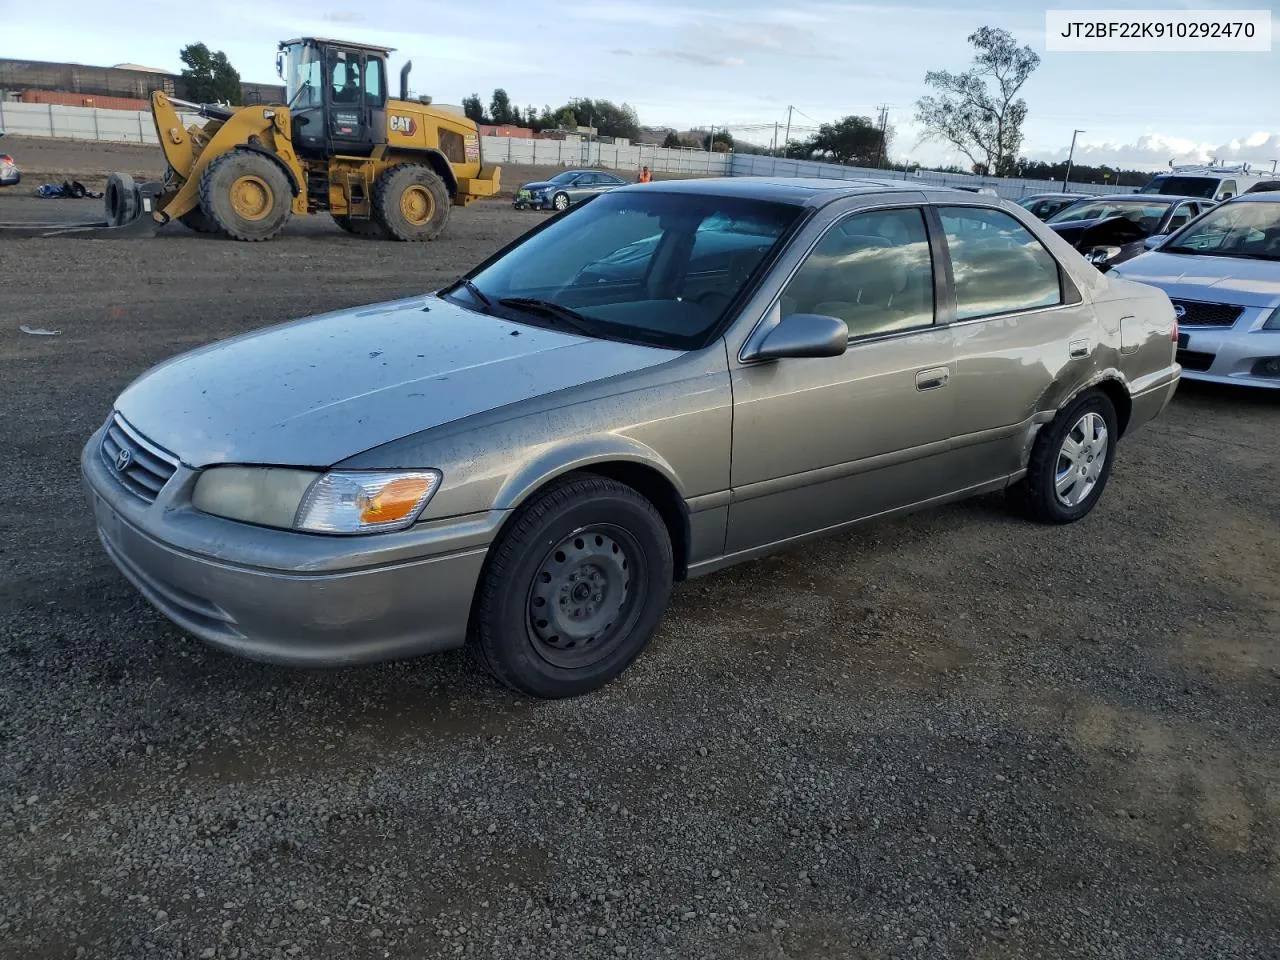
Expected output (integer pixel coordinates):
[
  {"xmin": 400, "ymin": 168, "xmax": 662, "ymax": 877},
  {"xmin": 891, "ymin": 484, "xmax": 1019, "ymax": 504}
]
[
  {"xmin": 399, "ymin": 183, "xmax": 435, "ymax": 226},
  {"xmin": 527, "ymin": 525, "xmax": 639, "ymax": 669},
  {"xmin": 1054, "ymin": 411, "xmax": 1109, "ymax": 508},
  {"xmin": 229, "ymin": 174, "xmax": 273, "ymax": 221}
]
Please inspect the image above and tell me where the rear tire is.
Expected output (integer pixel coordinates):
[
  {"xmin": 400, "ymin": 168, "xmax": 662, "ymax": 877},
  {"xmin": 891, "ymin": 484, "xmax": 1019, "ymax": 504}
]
[
  {"xmin": 468, "ymin": 475, "xmax": 674, "ymax": 699},
  {"xmin": 198, "ymin": 149, "xmax": 292, "ymax": 242},
  {"xmin": 1011, "ymin": 390, "xmax": 1118, "ymax": 524},
  {"xmin": 179, "ymin": 208, "xmax": 221, "ymax": 234},
  {"xmin": 332, "ymin": 214, "xmax": 390, "ymax": 239},
  {"xmin": 372, "ymin": 165, "xmax": 451, "ymax": 241}
]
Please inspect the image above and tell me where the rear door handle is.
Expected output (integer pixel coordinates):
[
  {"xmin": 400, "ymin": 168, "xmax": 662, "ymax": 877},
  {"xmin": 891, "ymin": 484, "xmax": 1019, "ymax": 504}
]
[{"xmin": 915, "ymin": 366, "xmax": 950, "ymax": 391}]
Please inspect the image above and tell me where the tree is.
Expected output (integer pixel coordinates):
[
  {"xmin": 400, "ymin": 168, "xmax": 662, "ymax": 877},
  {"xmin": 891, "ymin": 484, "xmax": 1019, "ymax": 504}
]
[
  {"xmin": 179, "ymin": 42, "xmax": 242, "ymax": 105},
  {"xmin": 462, "ymin": 93, "xmax": 485, "ymax": 124},
  {"xmin": 662, "ymin": 131, "xmax": 681, "ymax": 149},
  {"xmin": 914, "ymin": 26, "xmax": 1039, "ymax": 177},
  {"xmin": 489, "ymin": 88, "xmax": 517, "ymax": 126},
  {"xmin": 707, "ymin": 130, "xmax": 734, "ymax": 152},
  {"xmin": 804, "ymin": 115, "xmax": 884, "ymax": 165}
]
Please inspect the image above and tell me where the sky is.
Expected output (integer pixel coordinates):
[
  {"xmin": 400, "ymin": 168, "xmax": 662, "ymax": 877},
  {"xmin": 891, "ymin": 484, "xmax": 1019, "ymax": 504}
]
[{"xmin": 1, "ymin": 0, "xmax": 1278, "ymax": 170}]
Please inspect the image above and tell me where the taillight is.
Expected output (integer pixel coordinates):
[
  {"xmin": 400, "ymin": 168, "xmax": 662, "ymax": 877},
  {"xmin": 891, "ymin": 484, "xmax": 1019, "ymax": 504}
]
[
  {"xmin": 0, "ymin": 155, "xmax": 13, "ymax": 164},
  {"xmin": 1172, "ymin": 318, "xmax": 1179, "ymax": 341}
]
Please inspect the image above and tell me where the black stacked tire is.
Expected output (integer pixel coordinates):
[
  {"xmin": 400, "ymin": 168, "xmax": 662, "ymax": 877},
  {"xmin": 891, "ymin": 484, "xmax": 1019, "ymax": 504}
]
[
  {"xmin": 104, "ymin": 172, "xmax": 139, "ymax": 227},
  {"xmin": 198, "ymin": 149, "xmax": 292, "ymax": 242},
  {"xmin": 332, "ymin": 215, "xmax": 390, "ymax": 239},
  {"xmin": 372, "ymin": 165, "xmax": 451, "ymax": 241},
  {"xmin": 179, "ymin": 208, "xmax": 221, "ymax": 234},
  {"xmin": 468, "ymin": 475, "xmax": 674, "ymax": 699}
]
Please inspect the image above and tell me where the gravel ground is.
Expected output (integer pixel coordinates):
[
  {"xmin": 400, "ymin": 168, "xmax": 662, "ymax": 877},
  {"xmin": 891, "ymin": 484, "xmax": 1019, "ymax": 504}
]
[{"xmin": 1, "ymin": 192, "xmax": 1278, "ymax": 960}]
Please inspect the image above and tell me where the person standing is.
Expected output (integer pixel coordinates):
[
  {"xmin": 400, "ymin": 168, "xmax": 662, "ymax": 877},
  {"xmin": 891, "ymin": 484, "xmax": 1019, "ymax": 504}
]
[{"xmin": 638, "ymin": 166, "xmax": 652, "ymax": 184}]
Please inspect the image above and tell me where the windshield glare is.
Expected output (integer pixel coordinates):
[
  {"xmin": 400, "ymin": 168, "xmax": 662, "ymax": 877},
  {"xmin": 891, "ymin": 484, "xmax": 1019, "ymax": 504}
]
[
  {"xmin": 1050, "ymin": 201, "xmax": 1168, "ymax": 224},
  {"xmin": 1139, "ymin": 176, "xmax": 1218, "ymax": 199},
  {"xmin": 1163, "ymin": 201, "xmax": 1280, "ymax": 260},
  {"xmin": 459, "ymin": 192, "xmax": 803, "ymax": 348}
]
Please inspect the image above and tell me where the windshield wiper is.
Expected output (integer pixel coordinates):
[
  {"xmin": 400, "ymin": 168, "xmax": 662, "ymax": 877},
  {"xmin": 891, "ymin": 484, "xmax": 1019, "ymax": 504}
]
[
  {"xmin": 442, "ymin": 278, "xmax": 493, "ymax": 310},
  {"xmin": 497, "ymin": 297, "xmax": 597, "ymax": 335}
]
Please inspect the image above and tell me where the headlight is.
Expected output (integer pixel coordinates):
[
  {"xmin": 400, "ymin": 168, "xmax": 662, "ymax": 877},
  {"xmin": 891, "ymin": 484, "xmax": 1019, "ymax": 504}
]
[
  {"xmin": 1261, "ymin": 307, "xmax": 1280, "ymax": 330},
  {"xmin": 1085, "ymin": 245, "xmax": 1123, "ymax": 264},
  {"xmin": 192, "ymin": 467, "xmax": 441, "ymax": 535}
]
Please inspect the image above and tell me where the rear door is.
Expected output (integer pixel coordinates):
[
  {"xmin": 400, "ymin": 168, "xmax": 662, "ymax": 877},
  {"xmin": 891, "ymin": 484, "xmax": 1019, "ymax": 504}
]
[{"xmin": 937, "ymin": 203, "xmax": 1099, "ymax": 486}]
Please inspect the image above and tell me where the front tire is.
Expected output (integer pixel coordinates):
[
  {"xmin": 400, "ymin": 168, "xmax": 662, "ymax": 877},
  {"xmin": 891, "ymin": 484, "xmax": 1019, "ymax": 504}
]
[
  {"xmin": 468, "ymin": 475, "xmax": 674, "ymax": 698},
  {"xmin": 1012, "ymin": 390, "xmax": 1118, "ymax": 524},
  {"xmin": 552, "ymin": 191, "xmax": 570, "ymax": 212},
  {"xmin": 373, "ymin": 164, "xmax": 451, "ymax": 241},
  {"xmin": 198, "ymin": 149, "xmax": 292, "ymax": 241}
]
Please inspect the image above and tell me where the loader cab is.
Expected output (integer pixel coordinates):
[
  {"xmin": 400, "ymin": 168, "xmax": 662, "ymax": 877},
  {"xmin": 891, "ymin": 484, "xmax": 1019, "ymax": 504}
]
[{"xmin": 278, "ymin": 38, "xmax": 389, "ymax": 158}]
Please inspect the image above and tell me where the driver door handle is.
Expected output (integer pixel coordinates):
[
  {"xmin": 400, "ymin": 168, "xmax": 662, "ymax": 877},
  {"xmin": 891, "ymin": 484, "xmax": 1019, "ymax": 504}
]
[{"xmin": 915, "ymin": 366, "xmax": 950, "ymax": 391}]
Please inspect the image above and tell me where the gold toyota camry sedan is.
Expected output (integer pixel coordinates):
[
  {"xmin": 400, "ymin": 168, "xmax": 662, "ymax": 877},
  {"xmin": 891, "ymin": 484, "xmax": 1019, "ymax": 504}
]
[{"xmin": 83, "ymin": 178, "xmax": 1181, "ymax": 697}]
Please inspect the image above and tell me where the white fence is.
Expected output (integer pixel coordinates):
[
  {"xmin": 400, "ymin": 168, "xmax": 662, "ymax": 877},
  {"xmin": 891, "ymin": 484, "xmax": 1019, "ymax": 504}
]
[
  {"xmin": 730, "ymin": 154, "xmax": 1131, "ymax": 200},
  {"xmin": 3, "ymin": 101, "xmax": 1133, "ymax": 196},
  {"xmin": 481, "ymin": 136, "xmax": 729, "ymax": 175},
  {"xmin": 0, "ymin": 100, "xmax": 202, "ymax": 143}
]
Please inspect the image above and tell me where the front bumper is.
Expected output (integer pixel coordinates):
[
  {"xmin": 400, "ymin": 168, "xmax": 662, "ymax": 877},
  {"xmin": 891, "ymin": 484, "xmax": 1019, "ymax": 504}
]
[
  {"xmin": 81, "ymin": 421, "xmax": 497, "ymax": 666},
  {"xmin": 1176, "ymin": 327, "xmax": 1280, "ymax": 390},
  {"xmin": 513, "ymin": 191, "xmax": 551, "ymax": 210}
]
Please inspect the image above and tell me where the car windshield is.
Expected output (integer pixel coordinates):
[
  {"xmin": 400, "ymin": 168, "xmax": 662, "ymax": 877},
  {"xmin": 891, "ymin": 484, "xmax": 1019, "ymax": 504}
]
[
  {"xmin": 1161, "ymin": 201, "xmax": 1280, "ymax": 260},
  {"xmin": 1138, "ymin": 176, "xmax": 1218, "ymax": 199},
  {"xmin": 453, "ymin": 191, "xmax": 803, "ymax": 349},
  {"xmin": 1049, "ymin": 200, "xmax": 1169, "ymax": 224}
]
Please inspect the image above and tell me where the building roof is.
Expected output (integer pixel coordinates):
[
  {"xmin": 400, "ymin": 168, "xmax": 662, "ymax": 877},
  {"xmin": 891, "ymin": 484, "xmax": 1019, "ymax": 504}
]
[{"xmin": 111, "ymin": 63, "xmax": 171, "ymax": 74}]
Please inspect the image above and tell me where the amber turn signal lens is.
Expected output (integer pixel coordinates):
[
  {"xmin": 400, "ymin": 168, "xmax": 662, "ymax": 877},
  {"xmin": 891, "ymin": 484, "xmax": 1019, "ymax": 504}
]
[{"xmin": 359, "ymin": 476, "xmax": 433, "ymax": 524}]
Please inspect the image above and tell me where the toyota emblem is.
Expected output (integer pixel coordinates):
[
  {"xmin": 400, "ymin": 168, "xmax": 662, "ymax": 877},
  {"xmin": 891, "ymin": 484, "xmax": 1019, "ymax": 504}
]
[
  {"xmin": 115, "ymin": 447, "xmax": 132, "ymax": 472},
  {"xmin": 1173, "ymin": 304, "xmax": 1186, "ymax": 319}
]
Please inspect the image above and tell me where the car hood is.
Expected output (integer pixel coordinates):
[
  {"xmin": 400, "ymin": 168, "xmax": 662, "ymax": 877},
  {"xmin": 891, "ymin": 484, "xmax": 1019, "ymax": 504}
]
[
  {"xmin": 1110, "ymin": 251, "xmax": 1280, "ymax": 307},
  {"xmin": 519, "ymin": 181, "xmax": 557, "ymax": 192},
  {"xmin": 115, "ymin": 294, "xmax": 681, "ymax": 468}
]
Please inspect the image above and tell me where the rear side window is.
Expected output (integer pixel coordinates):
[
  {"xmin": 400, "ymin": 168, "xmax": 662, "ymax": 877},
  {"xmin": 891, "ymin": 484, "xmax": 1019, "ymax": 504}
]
[
  {"xmin": 938, "ymin": 206, "xmax": 1062, "ymax": 321},
  {"xmin": 780, "ymin": 207, "xmax": 935, "ymax": 339}
]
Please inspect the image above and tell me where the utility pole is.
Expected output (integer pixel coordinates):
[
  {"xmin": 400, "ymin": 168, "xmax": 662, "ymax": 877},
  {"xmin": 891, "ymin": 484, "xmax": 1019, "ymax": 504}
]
[
  {"xmin": 772, "ymin": 121, "xmax": 779, "ymax": 154},
  {"xmin": 875, "ymin": 104, "xmax": 890, "ymax": 168},
  {"xmin": 783, "ymin": 106, "xmax": 793, "ymax": 155},
  {"xmin": 1062, "ymin": 129, "xmax": 1085, "ymax": 191},
  {"xmin": 707, "ymin": 124, "xmax": 714, "ymax": 152}
]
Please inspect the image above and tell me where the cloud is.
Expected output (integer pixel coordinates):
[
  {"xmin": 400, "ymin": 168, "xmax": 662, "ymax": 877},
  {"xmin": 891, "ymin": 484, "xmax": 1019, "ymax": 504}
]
[
  {"xmin": 654, "ymin": 49, "xmax": 745, "ymax": 67},
  {"xmin": 610, "ymin": 48, "xmax": 635, "ymax": 56},
  {"xmin": 1026, "ymin": 131, "xmax": 1280, "ymax": 171},
  {"xmin": 321, "ymin": 10, "xmax": 363, "ymax": 22}
]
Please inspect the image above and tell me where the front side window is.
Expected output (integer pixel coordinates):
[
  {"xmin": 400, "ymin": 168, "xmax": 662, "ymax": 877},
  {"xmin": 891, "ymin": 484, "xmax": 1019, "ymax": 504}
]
[
  {"xmin": 939, "ymin": 206, "xmax": 1062, "ymax": 321},
  {"xmin": 330, "ymin": 55, "xmax": 361, "ymax": 104},
  {"xmin": 1161, "ymin": 200, "xmax": 1280, "ymax": 260},
  {"xmin": 779, "ymin": 208, "xmax": 935, "ymax": 339},
  {"xmin": 458, "ymin": 191, "xmax": 803, "ymax": 349},
  {"xmin": 1220, "ymin": 180, "xmax": 1238, "ymax": 199}
]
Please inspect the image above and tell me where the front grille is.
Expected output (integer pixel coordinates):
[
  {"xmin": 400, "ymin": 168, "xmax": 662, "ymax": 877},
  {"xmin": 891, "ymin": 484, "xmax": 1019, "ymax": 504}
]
[
  {"xmin": 1171, "ymin": 299, "xmax": 1244, "ymax": 327},
  {"xmin": 100, "ymin": 413, "xmax": 179, "ymax": 503},
  {"xmin": 1176, "ymin": 349, "xmax": 1216, "ymax": 372}
]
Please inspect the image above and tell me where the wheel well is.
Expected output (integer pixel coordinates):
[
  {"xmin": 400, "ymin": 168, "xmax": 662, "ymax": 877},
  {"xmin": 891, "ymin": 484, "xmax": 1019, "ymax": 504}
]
[
  {"xmin": 387, "ymin": 150, "xmax": 457, "ymax": 196},
  {"xmin": 574, "ymin": 463, "xmax": 691, "ymax": 581},
  {"xmin": 1093, "ymin": 378, "xmax": 1132, "ymax": 436}
]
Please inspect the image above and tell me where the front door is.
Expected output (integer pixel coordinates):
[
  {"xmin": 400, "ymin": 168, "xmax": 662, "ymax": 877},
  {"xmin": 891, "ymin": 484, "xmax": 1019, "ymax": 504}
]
[
  {"xmin": 324, "ymin": 49, "xmax": 382, "ymax": 157},
  {"xmin": 726, "ymin": 205, "xmax": 958, "ymax": 554}
]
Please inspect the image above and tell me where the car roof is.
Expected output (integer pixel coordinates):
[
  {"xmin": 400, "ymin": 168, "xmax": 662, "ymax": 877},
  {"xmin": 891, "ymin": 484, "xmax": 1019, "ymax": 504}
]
[
  {"xmin": 1224, "ymin": 190, "xmax": 1280, "ymax": 203},
  {"xmin": 613, "ymin": 176, "xmax": 996, "ymax": 208},
  {"xmin": 1079, "ymin": 194, "xmax": 1202, "ymax": 205}
]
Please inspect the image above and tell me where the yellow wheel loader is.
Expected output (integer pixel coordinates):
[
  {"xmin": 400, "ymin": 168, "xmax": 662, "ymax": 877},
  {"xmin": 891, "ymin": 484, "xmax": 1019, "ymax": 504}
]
[{"xmin": 104, "ymin": 37, "xmax": 500, "ymax": 241}]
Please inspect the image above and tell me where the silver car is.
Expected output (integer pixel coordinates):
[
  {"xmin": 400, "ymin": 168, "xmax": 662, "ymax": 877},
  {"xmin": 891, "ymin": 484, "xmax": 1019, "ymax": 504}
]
[
  {"xmin": 1110, "ymin": 192, "xmax": 1280, "ymax": 389},
  {"xmin": 82, "ymin": 178, "xmax": 1181, "ymax": 697}
]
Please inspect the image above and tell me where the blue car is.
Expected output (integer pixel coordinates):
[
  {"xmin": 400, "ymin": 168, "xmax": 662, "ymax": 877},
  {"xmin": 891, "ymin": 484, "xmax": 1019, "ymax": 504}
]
[{"xmin": 513, "ymin": 169, "xmax": 628, "ymax": 211}]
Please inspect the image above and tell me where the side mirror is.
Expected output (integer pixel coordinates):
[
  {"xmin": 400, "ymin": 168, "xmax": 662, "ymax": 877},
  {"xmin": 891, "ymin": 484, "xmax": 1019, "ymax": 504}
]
[
  {"xmin": 275, "ymin": 52, "xmax": 284, "ymax": 79},
  {"xmin": 750, "ymin": 313, "xmax": 849, "ymax": 361},
  {"xmin": 1143, "ymin": 234, "xmax": 1167, "ymax": 250},
  {"xmin": 1220, "ymin": 193, "xmax": 1233, "ymax": 200}
]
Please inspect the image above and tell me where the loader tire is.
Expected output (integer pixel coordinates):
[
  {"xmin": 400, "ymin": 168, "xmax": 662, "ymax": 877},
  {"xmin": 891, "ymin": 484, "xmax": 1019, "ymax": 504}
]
[
  {"xmin": 179, "ymin": 208, "xmax": 222, "ymax": 234},
  {"xmin": 373, "ymin": 165, "xmax": 450, "ymax": 242},
  {"xmin": 332, "ymin": 215, "xmax": 390, "ymax": 239},
  {"xmin": 198, "ymin": 149, "xmax": 292, "ymax": 242}
]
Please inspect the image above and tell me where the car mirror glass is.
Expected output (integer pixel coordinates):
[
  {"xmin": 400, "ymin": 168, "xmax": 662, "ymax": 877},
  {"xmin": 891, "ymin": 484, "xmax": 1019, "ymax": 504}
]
[{"xmin": 751, "ymin": 313, "xmax": 849, "ymax": 361}]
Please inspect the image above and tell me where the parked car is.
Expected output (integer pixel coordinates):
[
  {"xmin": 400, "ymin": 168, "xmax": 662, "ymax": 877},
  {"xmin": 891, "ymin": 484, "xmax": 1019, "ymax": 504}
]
[
  {"xmin": 82, "ymin": 179, "xmax": 1180, "ymax": 697},
  {"xmin": 0, "ymin": 146, "xmax": 19, "ymax": 187},
  {"xmin": 1137, "ymin": 164, "xmax": 1269, "ymax": 202},
  {"xmin": 1045, "ymin": 194, "xmax": 1214, "ymax": 271},
  {"xmin": 1017, "ymin": 192, "xmax": 1091, "ymax": 220},
  {"xmin": 514, "ymin": 169, "xmax": 629, "ymax": 211},
  {"xmin": 1110, "ymin": 191, "xmax": 1280, "ymax": 389},
  {"xmin": 1243, "ymin": 180, "xmax": 1280, "ymax": 194}
]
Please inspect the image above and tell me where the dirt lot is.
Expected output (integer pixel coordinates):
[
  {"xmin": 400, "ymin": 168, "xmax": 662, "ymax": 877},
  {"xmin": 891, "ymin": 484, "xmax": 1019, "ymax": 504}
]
[{"xmin": 0, "ymin": 191, "xmax": 1277, "ymax": 960}]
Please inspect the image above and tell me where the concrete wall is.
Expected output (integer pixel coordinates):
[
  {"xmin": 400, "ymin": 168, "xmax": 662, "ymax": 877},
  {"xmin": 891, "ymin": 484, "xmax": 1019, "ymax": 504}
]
[
  {"xmin": 482, "ymin": 136, "xmax": 731, "ymax": 175},
  {"xmin": 729, "ymin": 154, "xmax": 1131, "ymax": 199},
  {"xmin": 0, "ymin": 100, "xmax": 200, "ymax": 143}
]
